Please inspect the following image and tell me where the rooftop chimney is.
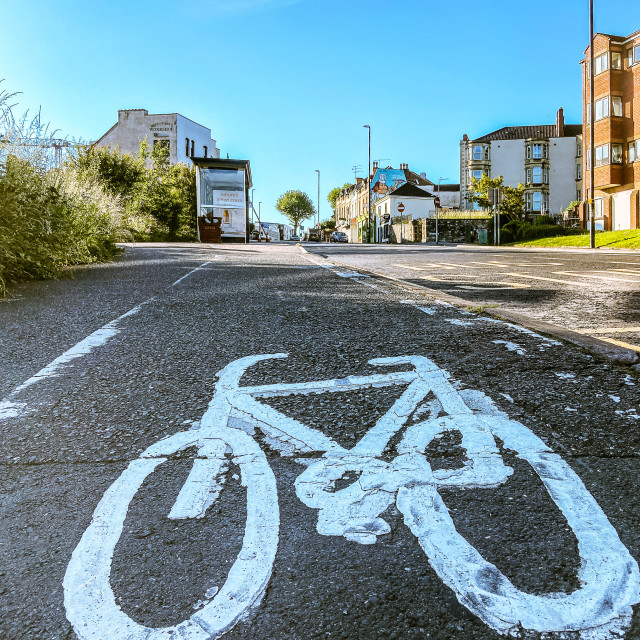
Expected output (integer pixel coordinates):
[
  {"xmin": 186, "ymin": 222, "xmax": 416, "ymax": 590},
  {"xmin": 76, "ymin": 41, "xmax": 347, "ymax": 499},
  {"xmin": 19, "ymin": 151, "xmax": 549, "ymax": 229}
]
[
  {"xmin": 373, "ymin": 161, "xmax": 379, "ymax": 169},
  {"xmin": 556, "ymin": 107, "xmax": 565, "ymax": 137}
]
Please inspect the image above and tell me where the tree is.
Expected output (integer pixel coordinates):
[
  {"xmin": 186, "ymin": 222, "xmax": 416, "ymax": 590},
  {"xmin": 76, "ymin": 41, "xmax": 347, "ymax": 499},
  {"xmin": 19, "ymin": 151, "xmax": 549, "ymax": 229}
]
[
  {"xmin": 327, "ymin": 182, "xmax": 353, "ymax": 212},
  {"xmin": 320, "ymin": 218, "xmax": 335, "ymax": 229},
  {"xmin": 134, "ymin": 142, "xmax": 197, "ymax": 241},
  {"xmin": 467, "ymin": 174, "xmax": 526, "ymax": 221},
  {"xmin": 275, "ymin": 190, "xmax": 315, "ymax": 233}
]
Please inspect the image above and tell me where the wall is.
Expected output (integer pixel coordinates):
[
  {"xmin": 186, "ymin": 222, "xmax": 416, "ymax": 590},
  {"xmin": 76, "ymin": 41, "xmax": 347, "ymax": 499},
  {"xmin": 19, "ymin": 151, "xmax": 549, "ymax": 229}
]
[
  {"xmin": 490, "ymin": 140, "xmax": 525, "ymax": 186},
  {"xmin": 97, "ymin": 110, "xmax": 219, "ymax": 167},
  {"xmin": 176, "ymin": 115, "xmax": 219, "ymax": 163},
  {"xmin": 548, "ymin": 136, "xmax": 580, "ymax": 213}
]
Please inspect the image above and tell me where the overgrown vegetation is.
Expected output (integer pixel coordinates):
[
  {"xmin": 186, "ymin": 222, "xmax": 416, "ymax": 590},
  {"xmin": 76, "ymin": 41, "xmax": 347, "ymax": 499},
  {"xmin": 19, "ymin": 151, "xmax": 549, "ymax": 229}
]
[{"xmin": 0, "ymin": 84, "xmax": 198, "ymax": 295}]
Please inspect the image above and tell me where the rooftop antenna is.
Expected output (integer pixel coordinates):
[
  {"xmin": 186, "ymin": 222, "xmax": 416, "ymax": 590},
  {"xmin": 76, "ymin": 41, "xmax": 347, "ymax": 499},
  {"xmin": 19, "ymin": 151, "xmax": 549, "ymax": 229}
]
[
  {"xmin": 373, "ymin": 158, "xmax": 390, "ymax": 167},
  {"xmin": 352, "ymin": 164, "xmax": 363, "ymax": 180}
]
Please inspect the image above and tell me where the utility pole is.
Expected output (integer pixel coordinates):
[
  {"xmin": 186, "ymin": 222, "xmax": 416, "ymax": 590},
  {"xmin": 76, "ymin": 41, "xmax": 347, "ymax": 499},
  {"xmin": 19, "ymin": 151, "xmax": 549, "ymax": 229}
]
[
  {"xmin": 363, "ymin": 125, "xmax": 372, "ymax": 243},
  {"xmin": 315, "ymin": 169, "xmax": 320, "ymax": 229},
  {"xmin": 589, "ymin": 0, "xmax": 596, "ymax": 249}
]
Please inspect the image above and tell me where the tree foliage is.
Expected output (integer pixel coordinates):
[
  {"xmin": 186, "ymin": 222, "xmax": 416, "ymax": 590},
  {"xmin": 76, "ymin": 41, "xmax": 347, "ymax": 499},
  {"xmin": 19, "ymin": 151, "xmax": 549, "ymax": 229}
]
[
  {"xmin": 72, "ymin": 145, "xmax": 144, "ymax": 201},
  {"xmin": 275, "ymin": 190, "xmax": 316, "ymax": 233},
  {"xmin": 320, "ymin": 218, "xmax": 336, "ymax": 229},
  {"xmin": 327, "ymin": 182, "xmax": 353, "ymax": 211},
  {"xmin": 467, "ymin": 174, "xmax": 526, "ymax": 220},
  {"xmin": 134, "ymin": 143, "xmax": 196, "ymax": 241}
]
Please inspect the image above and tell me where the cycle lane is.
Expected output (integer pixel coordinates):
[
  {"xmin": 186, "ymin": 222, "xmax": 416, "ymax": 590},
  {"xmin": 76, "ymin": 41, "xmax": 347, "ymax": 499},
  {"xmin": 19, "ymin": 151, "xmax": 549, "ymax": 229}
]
[{"xmin": 1, "ymin": 244, "xmax": 639, "ymax": 640}]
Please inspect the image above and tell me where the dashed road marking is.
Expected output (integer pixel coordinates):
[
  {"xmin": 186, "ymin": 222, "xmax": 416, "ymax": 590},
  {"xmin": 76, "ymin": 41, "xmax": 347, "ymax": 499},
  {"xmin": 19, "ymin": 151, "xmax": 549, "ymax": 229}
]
[{"xmin": 552, "ymin": 271, "xmax": 640, "ymax": 284}]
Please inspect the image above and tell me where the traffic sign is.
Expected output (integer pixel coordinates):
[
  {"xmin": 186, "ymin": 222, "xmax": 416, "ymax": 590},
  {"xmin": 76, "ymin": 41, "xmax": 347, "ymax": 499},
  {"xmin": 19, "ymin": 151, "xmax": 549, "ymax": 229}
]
[
  {"xmin": 434, "ymin": 197, "xmax": 441, "ymax": 208},
  {"xmin": 397, "ymin": 203, "xmax": 405, "ymax": 213}
]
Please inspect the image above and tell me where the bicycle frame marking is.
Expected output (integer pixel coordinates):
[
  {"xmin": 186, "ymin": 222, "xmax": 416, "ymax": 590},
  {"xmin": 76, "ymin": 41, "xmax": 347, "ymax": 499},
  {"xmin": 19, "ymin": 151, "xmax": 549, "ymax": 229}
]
[{"xmin": 64, "ymin": 354, "xmax": 640, "ymax": 640}]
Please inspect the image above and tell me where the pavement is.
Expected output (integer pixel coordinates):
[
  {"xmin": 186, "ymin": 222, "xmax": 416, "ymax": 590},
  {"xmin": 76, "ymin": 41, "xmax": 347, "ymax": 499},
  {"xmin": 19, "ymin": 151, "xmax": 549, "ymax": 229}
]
[{"xmin": 1, "ymin": 242, "xmax": 639, "ymax": 640}]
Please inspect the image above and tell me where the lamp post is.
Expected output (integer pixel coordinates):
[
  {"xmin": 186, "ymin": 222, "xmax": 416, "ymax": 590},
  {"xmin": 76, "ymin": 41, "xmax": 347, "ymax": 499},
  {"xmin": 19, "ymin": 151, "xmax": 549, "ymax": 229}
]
[
  {"xmin": 588, "ymin": 0, "xmax": 596, "ymax": 249},
  {"xmin": 315, "ymin": 169, "xmax": 320, "ymax": 230},
  {"xmin": 363, "ymin": 125, "xmax": 372, "ymax": 243},
  {"xmin": 436, "ymin": 177, "xmax": 448, "ymax": 245},
  {"xmin": 251, "ymin": 188, "xmax": 255, "ymax": 229}
]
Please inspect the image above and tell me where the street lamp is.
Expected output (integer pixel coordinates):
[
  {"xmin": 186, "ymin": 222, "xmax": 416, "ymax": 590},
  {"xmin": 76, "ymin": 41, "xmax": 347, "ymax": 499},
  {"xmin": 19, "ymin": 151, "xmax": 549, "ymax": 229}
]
[
  {"xmin": 315, "ymin": 169, "xmax": 320, "ymax": 229},
  {"xmin": 436, "ymin": 177, "xmax": 448, "ymax": 245},
  {"xmin": 251, "ymin": 188, "xmax": 255, "ymax": 228},
  {"xmin": 588, "ymin": 0, "xmax": 596, "ymax": 249},
  {"xmin": 363, "ymin": 125, "xmax": 372, "ymax": 243}
]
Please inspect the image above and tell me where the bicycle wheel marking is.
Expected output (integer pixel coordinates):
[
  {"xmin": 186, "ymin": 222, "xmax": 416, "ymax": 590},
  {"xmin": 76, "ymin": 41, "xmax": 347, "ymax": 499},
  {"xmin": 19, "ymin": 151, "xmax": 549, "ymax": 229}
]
[{"xmin": 64, "ymin": 354, "xmax": 640, "ymax": 640}]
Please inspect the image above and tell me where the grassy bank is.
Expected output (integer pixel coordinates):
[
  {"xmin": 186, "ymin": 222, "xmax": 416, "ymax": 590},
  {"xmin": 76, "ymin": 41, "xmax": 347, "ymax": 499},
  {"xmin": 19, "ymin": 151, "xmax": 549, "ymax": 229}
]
[{"xmin": 512, "ymin": 229, "xmax": 640, "ymax": 250}]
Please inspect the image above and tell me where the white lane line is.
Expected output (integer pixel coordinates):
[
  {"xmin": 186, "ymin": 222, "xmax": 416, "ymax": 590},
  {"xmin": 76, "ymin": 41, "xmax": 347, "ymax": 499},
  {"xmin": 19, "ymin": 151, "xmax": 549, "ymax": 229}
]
[
  {"xmin": 503, "ymin": 272, "xmax": 581, "ymax": 286},
  {"xmin": 552, "ymin": 271, "xmax": 640, "ymax": 284},
  {"xmin": 392, "ymin": 263, "xmax": 457, "ymax": 271},
  {"xmin": 1, "ymin": 261, "xmax": 212, "ymax": 417}
]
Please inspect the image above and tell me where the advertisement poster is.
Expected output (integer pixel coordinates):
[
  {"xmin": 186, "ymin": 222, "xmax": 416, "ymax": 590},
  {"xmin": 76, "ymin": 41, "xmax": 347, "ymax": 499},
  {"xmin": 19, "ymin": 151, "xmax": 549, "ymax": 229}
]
[{"xmin": 371, "ymin": 169, "xmax": 406, "ymax": 203}]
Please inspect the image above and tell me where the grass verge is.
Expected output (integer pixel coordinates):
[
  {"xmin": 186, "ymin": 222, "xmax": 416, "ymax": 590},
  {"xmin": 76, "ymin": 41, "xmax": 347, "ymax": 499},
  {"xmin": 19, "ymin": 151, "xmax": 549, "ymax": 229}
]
[{"xmin": 512, "ymin": 229, "xmax": 640, "ymax": 249}]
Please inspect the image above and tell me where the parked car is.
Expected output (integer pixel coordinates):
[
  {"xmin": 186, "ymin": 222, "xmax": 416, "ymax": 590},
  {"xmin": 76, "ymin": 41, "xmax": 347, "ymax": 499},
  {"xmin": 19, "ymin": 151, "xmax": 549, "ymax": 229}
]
[
  {"xmin": 290, "ymin": 234, "xmax": 300, "ymax": 242},
  {"xmin": 307, "ymin": 229, "xmax": 322, "ymax": 242},
  {"xmin": 330, "ymin": 231, "xmax": 348, "ymax": 243}
]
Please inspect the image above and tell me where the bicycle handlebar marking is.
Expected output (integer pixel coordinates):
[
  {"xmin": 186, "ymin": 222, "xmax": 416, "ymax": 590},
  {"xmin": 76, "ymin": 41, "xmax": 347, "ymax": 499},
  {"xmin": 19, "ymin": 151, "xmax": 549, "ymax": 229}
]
[{"xmin": 64, "ymin": 354, "xmax": 640, "ymax": 639}]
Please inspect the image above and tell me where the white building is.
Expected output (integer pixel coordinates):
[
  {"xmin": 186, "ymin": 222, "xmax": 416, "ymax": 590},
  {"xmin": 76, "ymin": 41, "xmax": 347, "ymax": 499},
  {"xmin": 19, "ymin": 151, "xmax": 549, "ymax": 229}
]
[
  {"xmin": 95, "ymin": 109, "xmax": 220, "ymax": 166},
  {"xmin": 460, "ymin": 108, "xmax": 582, "ymax": 216},
  {"xmin": 374, "ymin": 182, "xmax": 436, "ymax": 242}
]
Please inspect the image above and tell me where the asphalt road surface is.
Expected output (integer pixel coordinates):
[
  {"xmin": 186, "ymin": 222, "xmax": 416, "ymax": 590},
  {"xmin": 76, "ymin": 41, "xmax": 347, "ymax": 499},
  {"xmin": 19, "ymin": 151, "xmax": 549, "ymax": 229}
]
[
  {"xmin": 307, "ymin": 243, "xmax": 640, "ymax": 354},
  {"xmin": 1, "ymin": 243, "xmax": 639, "ymax": 640}
]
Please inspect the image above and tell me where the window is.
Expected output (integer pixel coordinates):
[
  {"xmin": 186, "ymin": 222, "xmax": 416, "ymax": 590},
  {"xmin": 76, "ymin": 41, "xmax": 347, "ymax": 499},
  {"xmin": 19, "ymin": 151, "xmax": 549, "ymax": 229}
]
[
  {"xmin": 532, "ymin": 143, "xmax": 543, "ymax": 159},
  {"xmin": 635, "ymin": 46, "xmax": 640, "ymax": 63},
  {"xmin": 484, "ymin": 147, "xmax": 490, "ymax": 160},
  {"xmin": 526, "ymin": 145, "xmax": 531, "ymax": 159},
  {"xmin": 532, "ymin": 192, "xmax": 542, "ymax": 211},
  {"xmin": 630, "ymin": 141, "xmax": 638, "ymax": 163},
  {"xmin": 472, "ymin": 170, "xmax": 484, "ymax": 181},
  {"xmin": 576, "ymin": 143, "xmax": 582, "ymax": 157},
  {"xmin": 544, "ymin": 167, "xmax": 549, "ymax": 184},
  {"xmin": 612, "ymin": 143, "xmax": 623, "ymax": 164},
  {"xmin": 611, "ymin": 96, "xmax": 623, "ymax": 117},
  {"xmin": 190, "ymin": 140, "xmax": 195, "ymax": 157},
  {"xmin": 473, "ymin": 145, "xmax": 483, "ymax": 160},
  {"xmin": 627, "ymin": 49, "xmax": 634, "ymax": 67},
  {"xmin": 153, "ymin": 139, "xmax": 169, "ymax": 150},
  {"xmin": 577, "ymin": 189, "xmax": 582, "ymax": 202},
  {"xmin": 185, "ymin": 138, "xmax": 190, "ymax": 156},
  {"xmin": 576, "ymin": 163, "xmax": 582, "ymax": 180},
  {"xmin": 595, "ymin": 144, "xmax": 609, "ymax": 167},
  {"xmin": 595, "ymin": 96, "xmax": 609, "ymax": 120},
  {"xmin": 595, "ymin": 53, "xmax": 608, "ymax": 74},
  {"xmin": 526, "ymin": 168, "xmax": 531, "ymax": 183},
  {"xmin": 203, "ymin": 145, "xmax": 208, "ymax": 157},
  {"xmin": 532, "ymin": 166, "xmax": 542, "ymax": 184},
  {"xmin": 611, "ymin": 51, "xmax": 622, "ymax": 69}
]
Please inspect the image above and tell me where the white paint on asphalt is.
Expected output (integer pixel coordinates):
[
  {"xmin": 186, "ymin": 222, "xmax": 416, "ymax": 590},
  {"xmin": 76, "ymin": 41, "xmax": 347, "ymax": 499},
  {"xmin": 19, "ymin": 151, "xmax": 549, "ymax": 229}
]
[
  {"xmin": 0, "ymin": 262, "xmax": 212, "ymax": 419},
  {"xmin": 493, "ymin": 340, "xmax": 526, "ymax": 355},
  {"xmin": 65, "ymin": 353, "xmax": 640, "ymax": 640},
  {"xmin": 0, "ymin": 399, "xmax": 25, "ymax": 419},
  {"xmin": 12, "ymin": 300, "xmax": 153, "ymax": 395}
]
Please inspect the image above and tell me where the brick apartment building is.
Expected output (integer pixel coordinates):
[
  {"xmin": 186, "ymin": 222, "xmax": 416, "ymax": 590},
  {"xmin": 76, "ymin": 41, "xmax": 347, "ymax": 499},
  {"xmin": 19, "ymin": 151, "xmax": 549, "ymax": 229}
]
[{"xmin": 581, "ymin": 29, "xmax": 640, "ymax": 230}]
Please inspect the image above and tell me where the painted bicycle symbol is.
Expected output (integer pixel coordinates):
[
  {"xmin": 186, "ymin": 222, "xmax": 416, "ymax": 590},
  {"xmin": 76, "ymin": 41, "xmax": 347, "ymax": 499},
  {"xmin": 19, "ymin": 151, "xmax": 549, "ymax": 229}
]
[{"xmin": 64, "ymin": 354, "xmax": 640, "ymax": 639}]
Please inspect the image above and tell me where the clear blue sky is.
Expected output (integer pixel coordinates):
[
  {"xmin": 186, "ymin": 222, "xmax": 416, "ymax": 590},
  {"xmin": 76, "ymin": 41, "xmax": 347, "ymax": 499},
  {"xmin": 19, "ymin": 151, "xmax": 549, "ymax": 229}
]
[{"xmin": 2, "ymin": 0, "xmax": 640, "ymax": 227}]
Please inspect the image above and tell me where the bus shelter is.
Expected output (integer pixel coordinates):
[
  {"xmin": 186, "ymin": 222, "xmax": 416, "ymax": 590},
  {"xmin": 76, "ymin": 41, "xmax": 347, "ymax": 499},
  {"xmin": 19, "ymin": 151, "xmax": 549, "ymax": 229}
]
[{"xmin": 192, "ymin": 158, "xmax": 252, "ymax": 243}]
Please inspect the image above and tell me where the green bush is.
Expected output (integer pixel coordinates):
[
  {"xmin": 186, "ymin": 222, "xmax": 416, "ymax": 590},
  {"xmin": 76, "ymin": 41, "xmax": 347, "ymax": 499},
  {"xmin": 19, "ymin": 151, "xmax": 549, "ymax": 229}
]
[
  {"xmin": 533, "ymin": 215, "xmax": 556, "ymax": 226},
  {"xmin": 0, "ymin": 156, "xmax": 122, "ymax": 296}
]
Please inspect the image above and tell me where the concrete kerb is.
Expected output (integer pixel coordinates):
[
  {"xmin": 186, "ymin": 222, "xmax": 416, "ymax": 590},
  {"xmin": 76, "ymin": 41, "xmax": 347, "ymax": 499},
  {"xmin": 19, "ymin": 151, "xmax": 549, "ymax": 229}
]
[{"xmin": 297, "ymin": 245, "xmax": 639, "ymax": 367}]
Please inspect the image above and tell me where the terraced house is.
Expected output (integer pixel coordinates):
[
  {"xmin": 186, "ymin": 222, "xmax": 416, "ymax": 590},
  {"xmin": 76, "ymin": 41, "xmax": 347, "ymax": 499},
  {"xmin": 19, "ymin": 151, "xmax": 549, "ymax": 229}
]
[
  {"xmin": 460, "ymin": 108, "xmax": 582, "ymax": 218},
  {"xmin": 582, "ymin": 29, "xmax": 640, "ymax": 230}
]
